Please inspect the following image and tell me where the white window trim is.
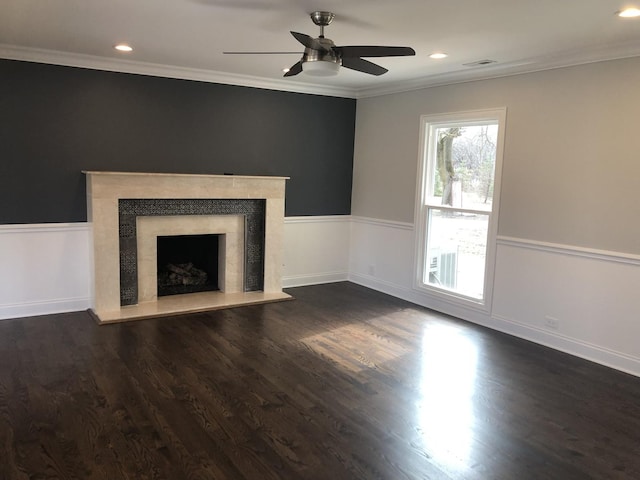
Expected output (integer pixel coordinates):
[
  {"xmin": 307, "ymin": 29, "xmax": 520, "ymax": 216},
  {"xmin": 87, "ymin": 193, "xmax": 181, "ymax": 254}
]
[{"xmin": 413, "ymin": 108, "xmax": 507, "ymax": 313}]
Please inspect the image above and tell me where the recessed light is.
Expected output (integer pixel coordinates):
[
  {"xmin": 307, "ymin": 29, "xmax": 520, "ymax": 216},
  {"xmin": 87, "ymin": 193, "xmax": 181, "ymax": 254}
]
[
  {"xmin": 617, "ymin": 7, "xmax": 640, "ymax": 17},
  {"xmin": 114, "ymin": 44, "xmax": 133, "ymax": 52},
  {"xmin": 282, "ymin": 67, "xmax": 290, "ymax": 73},
  {"xmin": 429, "ymin": 52, "xmax": 448, "ymax": 59}
]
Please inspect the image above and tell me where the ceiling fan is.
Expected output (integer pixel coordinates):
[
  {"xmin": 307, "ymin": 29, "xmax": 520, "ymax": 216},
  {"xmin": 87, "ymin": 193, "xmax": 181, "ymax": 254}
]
[{"xmin": 224, "ymin": 11, "xmax": 416, "ymax": 77}]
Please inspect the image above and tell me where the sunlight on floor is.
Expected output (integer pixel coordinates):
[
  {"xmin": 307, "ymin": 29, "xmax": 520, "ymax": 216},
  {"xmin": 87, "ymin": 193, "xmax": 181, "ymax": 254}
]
[
  {"xmin": 300, "ymin": 322, "xmax": 409, "ymax": 373},
  {"xmin": 418, "ymin": 325, "xmax": 478, "ymax": 471},
  {"xmin": 299, "ymin": 316, "xmax": 480, "ymax": 473}
]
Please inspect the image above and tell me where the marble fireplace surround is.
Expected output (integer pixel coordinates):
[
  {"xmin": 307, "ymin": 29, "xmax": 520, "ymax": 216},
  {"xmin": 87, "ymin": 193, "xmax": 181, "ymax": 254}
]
[{"xmin": 84, "ymin": 171, "xmax": 291, "ymax": 324}]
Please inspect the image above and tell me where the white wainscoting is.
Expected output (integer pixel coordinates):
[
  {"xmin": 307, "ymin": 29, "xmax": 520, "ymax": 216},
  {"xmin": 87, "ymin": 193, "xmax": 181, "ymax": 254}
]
[
  {"xmin": 348, "ymin": 217, "xmax": 640, "ymax": 377},
  {"xmin": 3, "ymin": 218, "xmax": 640, "ymax": 377},
  {"xmin": 282, "ymin": 216, "xmax": 351, "ymax": 287},
  {"xmin": 0, "ymin": 223, "xmax": 92, "ymax": 320},
  {"xmin": 348, "ymin": 217, "xmax": 482, "ymax": 320},
  {"xmin": 0, "ymin": 217, "xmax": 351, "ymax": 320},
  {"xmin": 492, "ymin": 237, "xmax": 640, "ymax": 376},
  {"xmin": 348, "ymin": 216, "xmax": 416, "ymax": 290}
]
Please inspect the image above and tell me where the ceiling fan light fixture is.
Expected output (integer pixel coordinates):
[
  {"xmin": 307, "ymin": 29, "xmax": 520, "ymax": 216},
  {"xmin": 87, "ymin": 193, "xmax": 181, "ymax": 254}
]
[{"xmin": 301, "ymin": 60, "xmax": 340, "ymax": 76}]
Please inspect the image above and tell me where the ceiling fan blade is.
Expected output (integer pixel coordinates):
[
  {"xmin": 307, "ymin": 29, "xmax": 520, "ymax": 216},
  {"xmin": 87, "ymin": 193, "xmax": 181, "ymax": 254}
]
[
  {"xmin": 335, "ymin": 46, "xmax": 416, "ymax": 58},
  {"xmin": 283, "ymin": 61, "xmax": 303, "ymax": 77},
  {"xmin": 341, "ymin": 57, "xmax": 388, "ymax": 76},
  {"xmin": 223, "ymin": 51, "xmax": 302, "ymax": 55},
  {"xmin": 290, "ymin": 31, "xmax": 331, "ymax": 52}
]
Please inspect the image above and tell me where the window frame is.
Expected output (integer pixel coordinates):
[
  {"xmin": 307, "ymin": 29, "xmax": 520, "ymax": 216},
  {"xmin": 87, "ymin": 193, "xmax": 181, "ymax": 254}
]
[{"xmin": 413, "ymin": 108, "xmax": 507, "ymax": 312}]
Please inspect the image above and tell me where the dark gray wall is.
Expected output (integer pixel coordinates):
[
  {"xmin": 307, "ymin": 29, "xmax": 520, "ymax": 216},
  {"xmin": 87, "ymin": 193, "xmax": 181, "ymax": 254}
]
[{"xmin": 0, "ymin": 59, "xmax": 356, "ymax": 224}]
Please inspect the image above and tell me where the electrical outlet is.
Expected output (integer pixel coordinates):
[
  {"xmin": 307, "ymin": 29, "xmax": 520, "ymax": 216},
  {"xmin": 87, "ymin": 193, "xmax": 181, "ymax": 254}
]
[
  {"xmin": 544, "ymin": 316, "xmax": 560, "ymax": 330},
  {"xmin": 368, "ymin": 265, "xmax": 376, "ymax": 276}
]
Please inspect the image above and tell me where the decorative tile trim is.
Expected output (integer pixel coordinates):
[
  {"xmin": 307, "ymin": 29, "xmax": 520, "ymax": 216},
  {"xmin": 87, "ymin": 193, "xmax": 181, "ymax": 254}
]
[{"xmin": 118, "ymin": 199, "xmax": 266, "ymax": 306}]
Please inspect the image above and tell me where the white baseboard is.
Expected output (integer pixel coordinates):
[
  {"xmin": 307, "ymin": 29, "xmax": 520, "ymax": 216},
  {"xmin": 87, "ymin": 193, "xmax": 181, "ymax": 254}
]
[
  {"xmin": 0, "ymin": 297, "xmax": 91, "ymax": 321},
  {"xmin": 283, "ymin": 271, "xmax": 349, "ymax": 288},
  {"xmin": 490, "ymin": 313, "xmax": 640, "ymax": 377}
]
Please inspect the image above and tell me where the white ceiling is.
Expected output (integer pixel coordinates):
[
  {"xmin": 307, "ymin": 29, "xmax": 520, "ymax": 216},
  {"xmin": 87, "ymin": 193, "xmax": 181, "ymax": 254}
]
[{"xmin": 1, "ymin": 0, "xmax": 639, "ymax": 98}]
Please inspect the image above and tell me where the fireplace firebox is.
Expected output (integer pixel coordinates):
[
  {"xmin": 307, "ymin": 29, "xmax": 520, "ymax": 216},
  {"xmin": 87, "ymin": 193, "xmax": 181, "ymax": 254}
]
[{"xmin": 157, "ymin": 234, "xmax": 220, "ymax": 297}]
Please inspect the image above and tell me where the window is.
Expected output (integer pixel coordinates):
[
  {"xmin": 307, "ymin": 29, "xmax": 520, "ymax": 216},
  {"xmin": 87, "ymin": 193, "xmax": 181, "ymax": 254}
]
[{"xmin": 414, "ymin": 109, "xmax": 505, "ymax": 308}]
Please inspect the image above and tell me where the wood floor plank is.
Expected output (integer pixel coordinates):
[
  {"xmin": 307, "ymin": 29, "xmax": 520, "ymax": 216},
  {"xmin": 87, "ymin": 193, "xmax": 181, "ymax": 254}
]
[{"xmin": 1, "ymin": 282, "xmax": 640, "ymax": 479}]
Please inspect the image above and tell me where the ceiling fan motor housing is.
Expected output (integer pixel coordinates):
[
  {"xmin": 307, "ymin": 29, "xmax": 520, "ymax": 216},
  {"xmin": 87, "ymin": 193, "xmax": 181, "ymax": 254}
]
[{"xmin": 301, "ymin": 37, "xmax": 341, "ymax": 76}]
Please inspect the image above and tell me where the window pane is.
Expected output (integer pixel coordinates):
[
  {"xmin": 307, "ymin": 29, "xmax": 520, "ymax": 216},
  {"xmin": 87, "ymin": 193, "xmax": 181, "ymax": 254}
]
[
  {"xmin": 425, "ymin": 209, "xmax": 488, "ymax": 300},
  {"xmin": 429, "ymin": 125, "xmax": 497, "ymax": 212}
]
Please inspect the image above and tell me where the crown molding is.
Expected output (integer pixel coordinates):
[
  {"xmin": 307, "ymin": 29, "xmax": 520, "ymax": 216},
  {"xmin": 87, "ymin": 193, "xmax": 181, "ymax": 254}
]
[
  {"xmin": 2, "ymin": 41, "xmax": 639, "ymax": 100},
  {"xmin": 0, "ymin": 44, "xmax": 358, "ymax": 99},
  {"xmin": 355, "ymin": 40, "xmax": 640, "ymax": 98}
]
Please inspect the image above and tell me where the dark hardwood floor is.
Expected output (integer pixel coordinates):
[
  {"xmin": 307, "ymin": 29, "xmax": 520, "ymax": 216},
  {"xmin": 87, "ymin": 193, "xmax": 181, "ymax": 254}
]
[{"xmin": 0, "ymin": 282, "xmax": 639, "ymax": 479}]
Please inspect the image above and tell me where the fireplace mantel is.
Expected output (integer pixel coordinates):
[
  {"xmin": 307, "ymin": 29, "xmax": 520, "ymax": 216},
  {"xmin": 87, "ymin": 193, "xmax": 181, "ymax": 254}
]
[{"xmin": 84, "ymin": 171, "xmax": 291, "ymax": 323}]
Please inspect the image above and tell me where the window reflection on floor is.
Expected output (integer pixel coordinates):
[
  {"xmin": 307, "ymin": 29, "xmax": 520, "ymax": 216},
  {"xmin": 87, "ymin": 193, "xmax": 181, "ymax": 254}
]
[{"xmin": 418, "ymin": 325, "xmax": 479, "ymax": 471}]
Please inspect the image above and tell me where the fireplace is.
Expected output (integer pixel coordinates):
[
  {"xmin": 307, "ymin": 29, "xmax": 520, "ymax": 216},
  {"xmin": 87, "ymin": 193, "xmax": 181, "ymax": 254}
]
[
  {"xmin": 157, "ymin": 234, "xmax": 221, "ymax": 297},
  {"xmin": 84, "ymin": 171, "xmax": 291, "ymax": 323}
]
